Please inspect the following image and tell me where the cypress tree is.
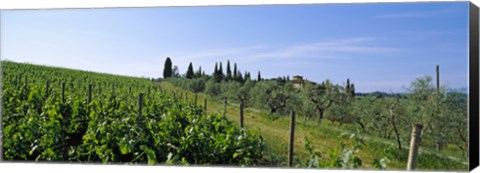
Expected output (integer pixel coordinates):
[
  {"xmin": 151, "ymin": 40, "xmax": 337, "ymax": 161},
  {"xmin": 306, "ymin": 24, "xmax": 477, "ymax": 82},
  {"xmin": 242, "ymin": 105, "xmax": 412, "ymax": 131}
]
[
  {"xmin": 163, "ymin": 57, "xmax": 173, "ymax": 78},
  {"xmin": 186, "ymin": 62, "xmax": 194, "ymax": 79},
  {"xmin": 233, "ymin": 63, "xmax": 238, "ymax": 80},
  {"xmin": 257, "ymin": 71, "xmax": 261, "ymax": 81},
  {"xmin": 219, "ymin": 62, "xmax": 224, "ymax": 81},
  {"xmin": 244, "ymin": 71, "xmax": 249, "ymax": 81},
  {"xmin": 351, "ymin": 84, "xmax": 355, "ymax": 97},
  {"xmin": 226, "ymin": 60, "xmax": 232, "ymax": 80},
  {"xmin": 213, "ymin": 63, "xmax": 219, "ymax": 81},
  {"xmin": 196, "ymin": 66, "xmax": 202, "ymax": 78},
  {"xmin": 346, "ymin": 78, "xmax": 351, "ymax": 94},
  {"xmin": 219, "ymin": 62, "xmax": 223, "ymax": 76}
]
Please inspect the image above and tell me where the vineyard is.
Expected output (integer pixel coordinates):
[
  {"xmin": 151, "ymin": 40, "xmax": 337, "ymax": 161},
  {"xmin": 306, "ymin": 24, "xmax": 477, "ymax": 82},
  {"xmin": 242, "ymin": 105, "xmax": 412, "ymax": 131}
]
[
  {"xmin": 0, "ymin": 60, "xmax": 470, "ymax": 170},
  {"xmin": 0, "ymin": 61, "xmax": 264, "ymax": 165}
]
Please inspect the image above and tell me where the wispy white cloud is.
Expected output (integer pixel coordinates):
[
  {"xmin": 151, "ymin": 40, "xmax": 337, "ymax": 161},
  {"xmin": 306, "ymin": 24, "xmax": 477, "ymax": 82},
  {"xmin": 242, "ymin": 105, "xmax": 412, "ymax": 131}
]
[
  {"xmin": 240, "ymin": 37, "xmax": 401, "ymax": 61},
  {"xmin": 373, "ymin": 8, "xmax": 463, "ymax": 19}
]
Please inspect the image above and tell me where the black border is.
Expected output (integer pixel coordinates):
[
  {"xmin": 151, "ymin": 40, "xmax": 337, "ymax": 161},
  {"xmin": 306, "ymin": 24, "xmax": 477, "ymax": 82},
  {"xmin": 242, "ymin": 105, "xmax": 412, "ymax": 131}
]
[
  {"xmin": 469, "ymin": 2, "xmax": 479, "ymax": 171},
  {"xmin": 0, "ymin": 10, "xmax": 3, "ymax": 162}
]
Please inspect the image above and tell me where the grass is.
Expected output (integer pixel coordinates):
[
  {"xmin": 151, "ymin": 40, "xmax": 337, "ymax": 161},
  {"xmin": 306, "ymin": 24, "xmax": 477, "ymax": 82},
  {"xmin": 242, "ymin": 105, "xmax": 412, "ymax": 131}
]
[{"xmin": 159, "ymin": 82, "xmax": 468, "ymax": 171}]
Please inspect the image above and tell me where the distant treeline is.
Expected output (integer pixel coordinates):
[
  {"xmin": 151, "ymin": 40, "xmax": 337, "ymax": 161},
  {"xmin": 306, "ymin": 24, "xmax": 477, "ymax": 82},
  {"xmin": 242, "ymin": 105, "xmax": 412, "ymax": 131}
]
[{"xmin": 356, "ymin": 91, "xmax": 467, "ymax": 100}]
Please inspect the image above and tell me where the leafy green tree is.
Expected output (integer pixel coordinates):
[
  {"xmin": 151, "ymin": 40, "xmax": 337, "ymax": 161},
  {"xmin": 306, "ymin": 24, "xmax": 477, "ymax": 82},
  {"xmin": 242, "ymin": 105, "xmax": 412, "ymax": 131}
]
[
  {"xmin": 350, "ymin": 96, "xmax": 380, "ymax": 131},
  {"xmin": 163, "ymin": 57, "xmax": 173, "ymax": 78},
  {"xmin": 251, "ymin": 80, "xmax": 292, "ymax": 115},
  {"xmin": 189, "ymin": 78, "xmax": 206, "ymax": 93},
  {"xmin": 304, "ymin": 81, "xmax": 338, "ymax": 124},
  {"xmin": 385, "ymin": 97, "xmax": 404, "ymax": 149},
  {"xmin": 205, "ymin": 79, "xmax": 221, "ymax": 97},
  {"xmin": 442, "ymin": 92, "xmax": 468, "ymax": 156},
  {"xmin": 172, "ymin": 65, "xmax": 180, "ymax": 78},
  {"xmin": 326, "ymin": 85, "xmax": 355, "ymax": 126},
  {"xmin": 223, "ymin": 80, "xmax": 255, "ymax": 108},
  {"xmin": 405, "ymin": 75, "xmax": 450, "ymax": 149}
]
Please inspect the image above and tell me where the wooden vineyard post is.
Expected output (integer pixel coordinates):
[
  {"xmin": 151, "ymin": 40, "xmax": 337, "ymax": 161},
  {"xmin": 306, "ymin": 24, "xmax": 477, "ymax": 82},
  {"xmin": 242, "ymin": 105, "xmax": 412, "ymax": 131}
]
[
  {"xmin": 435, "ymin": 65, "xmax": 443, "ymax": 150},
  {"xmin": 138, "ymin": 93, "xmax": 144, "ymax": 117},
  {"xmin": 173, "ymin": 92, "xmax": 176, "ymax": 101},
  {"xmin": 195, "ymin": 94, "xmax": 198, "ymax": 106},
  {"xmin": 62, "ymin": 82, "xmax": 66, "ymax": 102},
  {"xmin": 223, "ymin": 97, "xmax": 227, "ymax": 116},
  {"xmin": 129, "ymin": 87, "xmax": 132, "ymax": 94},
  {"xmin": 436, "ymin": 65, "xmax": 440, "ymax": 95},
  {"xmin": 407, "ymin": 123, "xmax": 423, "ymax": 171},
  {"xmin": 186, "ymin": 93, "xmax": 188, "ymax": 103},
  {"xmin": 204, "ymin": 98, "xmax": 207, "ymax": 113},
  {"xmin": 240, "ymin": 102, "xmax": 244, "ymax": 128},
  {"xmin": 288, "ymin": 111, "xmax": 296, "ymax": 168}
]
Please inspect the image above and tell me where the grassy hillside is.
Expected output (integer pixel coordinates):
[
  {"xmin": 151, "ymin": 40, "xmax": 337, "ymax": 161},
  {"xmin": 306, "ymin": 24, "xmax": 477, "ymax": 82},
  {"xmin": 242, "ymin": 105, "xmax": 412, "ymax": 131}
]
[{"xmin": 159, "ymin": 82, "xmax": 468, "ymax": 171}]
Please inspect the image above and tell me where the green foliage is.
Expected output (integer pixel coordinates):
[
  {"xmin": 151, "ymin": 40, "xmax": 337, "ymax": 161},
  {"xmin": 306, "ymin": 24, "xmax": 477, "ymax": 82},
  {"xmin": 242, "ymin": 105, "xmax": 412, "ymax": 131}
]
[
  {"xmin": 205, "ymin": 80, "xmax": 221, "ymax": 97},
  {"xmin": 1, "ymin": 61, "xmax": 264, "ymax": 165},
  {"xmin": 250, "ymin": 80, "xmax": 295, "ymax": 116},
  {"xmin": 172, "ymin": 65, "xmax": 180, "ymax": 78},
  {"xmin": 166, "ymin": 77, "xmax": 206, "ymax": 93},
  {"xmin": 303, "ymin": 133, "xmax": 381, "ymax": 169},
  {"xmin": 372, "ymin": 157, "xmax": 390, "ymax": 170},
  {"xmin": 195, "ymin": 66, "xmax": 203, "ymax": 78}
]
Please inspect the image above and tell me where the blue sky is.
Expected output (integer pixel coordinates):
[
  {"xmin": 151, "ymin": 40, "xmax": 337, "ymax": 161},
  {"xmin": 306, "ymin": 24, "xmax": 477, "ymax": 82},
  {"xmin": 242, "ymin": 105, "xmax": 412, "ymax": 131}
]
[{"xmin": 1, "ymin": 2, "xmax": 470, "ymax": 92}]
